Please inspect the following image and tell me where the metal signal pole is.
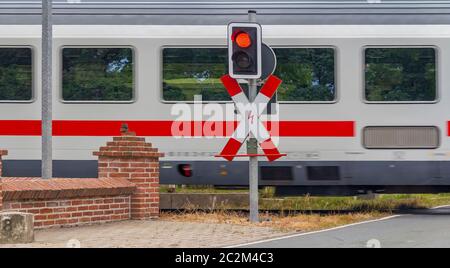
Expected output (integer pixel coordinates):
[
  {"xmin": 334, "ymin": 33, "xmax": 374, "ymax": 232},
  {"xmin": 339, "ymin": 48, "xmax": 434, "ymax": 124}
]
[
  {"xmin": 42, "ymin": 0, "xmax": 53, "ymax": 179},
  {"xmin": 247, "ymin": 10, "xmax": 259, "ymax": 223}
]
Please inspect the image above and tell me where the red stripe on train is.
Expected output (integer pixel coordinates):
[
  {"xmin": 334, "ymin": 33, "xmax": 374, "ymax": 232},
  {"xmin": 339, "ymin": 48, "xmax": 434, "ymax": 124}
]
[
  {"xmin": 447, "ymin": 121, "xmax": 450, "ymax": 136},
  {"xmin": 0, "ymin": 120, "xmax": 355, "ymax": 137}
]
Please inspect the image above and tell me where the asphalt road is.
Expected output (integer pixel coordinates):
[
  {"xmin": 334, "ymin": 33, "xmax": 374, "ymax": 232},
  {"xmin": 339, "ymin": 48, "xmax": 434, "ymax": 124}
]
[{"xmin": 238, "ymin": 206, "xmax": 450, "ymax": 248}]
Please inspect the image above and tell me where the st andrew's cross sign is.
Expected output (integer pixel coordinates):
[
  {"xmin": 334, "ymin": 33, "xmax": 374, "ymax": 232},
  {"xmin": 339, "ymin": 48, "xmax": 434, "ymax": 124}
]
[{"xmin": 217, "ymin": 74, "xmax": 286, "ymax": 162}]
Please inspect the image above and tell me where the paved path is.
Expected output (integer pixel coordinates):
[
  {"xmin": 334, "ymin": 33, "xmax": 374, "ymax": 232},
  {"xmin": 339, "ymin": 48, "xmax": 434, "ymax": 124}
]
[
  {"xmin": 0, "ymin": 220, "xmax": 287, "ymax": 248},
  {"xmin": 5, "ymin": 207, "xmax": 450, "ymax": 248},
  {"xmin": 238, "ymin": 206, "xmax": 450, "ymax": 248}
]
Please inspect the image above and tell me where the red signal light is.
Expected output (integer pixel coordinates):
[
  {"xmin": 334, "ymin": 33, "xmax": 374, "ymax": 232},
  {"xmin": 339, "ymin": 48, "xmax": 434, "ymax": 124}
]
[
  {"xmin": 235, "ymin": 32, "xmax": 252, "ymax": 48},
  {"xmin": 178, "ymin": 164, "xmax": 193, "ymax": 177}
]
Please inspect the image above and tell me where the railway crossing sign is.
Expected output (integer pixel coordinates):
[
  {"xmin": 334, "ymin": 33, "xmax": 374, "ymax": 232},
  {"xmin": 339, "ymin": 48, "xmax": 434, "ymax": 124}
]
[
  {"xmin": 221, "ymin": 10, "xmax": 285, "ymax": 223},
  {"xmin": 217, "ymin": 74, "xmax": 286, "ymax": 162}
]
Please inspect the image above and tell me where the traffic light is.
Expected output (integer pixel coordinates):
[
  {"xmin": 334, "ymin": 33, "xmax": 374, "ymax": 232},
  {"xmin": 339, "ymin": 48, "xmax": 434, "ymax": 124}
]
[{"xmin": 228, "ymin": 22, "xmax": 262, "ymax": 79}]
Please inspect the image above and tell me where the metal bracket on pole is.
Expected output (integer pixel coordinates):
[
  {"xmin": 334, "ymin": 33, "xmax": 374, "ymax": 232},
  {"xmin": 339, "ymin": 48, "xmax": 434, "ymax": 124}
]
[{"xmin": 42, "ymin": 0, "xmax": 53, "ymax": 179}]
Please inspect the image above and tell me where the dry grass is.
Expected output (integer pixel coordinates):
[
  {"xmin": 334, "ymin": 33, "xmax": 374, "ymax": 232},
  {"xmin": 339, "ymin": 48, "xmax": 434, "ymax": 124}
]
[
  {"xmin": 160, "ymin": 211, "xmax": 388, "ymax": 232},
  {"xmin": 159, "ymin": 187, "xmax": 450, "ymax": 233}
]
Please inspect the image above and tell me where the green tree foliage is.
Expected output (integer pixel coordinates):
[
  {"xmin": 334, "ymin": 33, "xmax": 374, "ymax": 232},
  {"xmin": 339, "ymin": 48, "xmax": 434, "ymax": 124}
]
[
  {"xmin": 365, "ymin": 48, "xmax": 436, "ymax": 101},
  {"xmin": 163, "ymin": 48, "xmax": 230, "ymax": 101},
  {"xmin": 274, "ymin": 48, "xmax": 335, "ymax": 101},
  {"xmin": 0, "ymin": 48, "xmax": 32, "ymax": 101},
  {"xmin": 62, "ymin": 48, "xmax": 133, "ymax": 101},
  {"xmin": 163, "ymin": 82, "xmax": 186, "ymax": 101}
]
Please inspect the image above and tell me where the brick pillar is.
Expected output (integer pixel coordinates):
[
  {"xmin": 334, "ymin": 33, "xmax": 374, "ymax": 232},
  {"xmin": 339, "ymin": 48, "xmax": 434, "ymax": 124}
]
[
  {"xmin": 94, "ymin": 131, "xmax": 163, "ymax": 220},
  {"xmin": 0, "ymin": 150, "xmax": 8, "ymax": 211}
]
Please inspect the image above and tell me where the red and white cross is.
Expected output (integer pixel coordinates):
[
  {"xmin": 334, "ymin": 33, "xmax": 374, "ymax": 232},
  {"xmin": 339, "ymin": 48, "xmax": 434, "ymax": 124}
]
[{"xmin": 219, "ymin": 74, "xmax": 284, "ymax": 162}]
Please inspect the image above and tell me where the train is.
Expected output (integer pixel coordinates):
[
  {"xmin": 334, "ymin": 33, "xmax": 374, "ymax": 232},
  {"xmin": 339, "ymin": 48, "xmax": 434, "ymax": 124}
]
[{"xmin": 2, "ymin": 0, "xmax": 450, "ymax": 195}]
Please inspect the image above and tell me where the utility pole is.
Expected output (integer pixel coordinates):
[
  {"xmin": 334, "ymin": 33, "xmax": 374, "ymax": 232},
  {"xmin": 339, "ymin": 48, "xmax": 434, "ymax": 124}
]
[
  {"xmin": 247, "ymin": 10, "xmax": 259, "ymax": 223},
  {"xmin": 42, "ymin": 0, "xmax": 53, "ymax": 179}
]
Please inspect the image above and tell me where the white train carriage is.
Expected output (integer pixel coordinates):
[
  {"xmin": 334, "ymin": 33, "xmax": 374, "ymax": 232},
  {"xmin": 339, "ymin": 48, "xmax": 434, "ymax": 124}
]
[{"xmin": 1, "ymin": 0, "xmax": 450, "ymax": 195}]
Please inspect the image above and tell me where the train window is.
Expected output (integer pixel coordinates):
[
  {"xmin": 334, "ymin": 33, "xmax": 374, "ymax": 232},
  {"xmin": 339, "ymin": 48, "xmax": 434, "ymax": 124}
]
[
  {"xmin": 364, "ymin": 47, "xmax": 437, "ymax": 102},
  {"xmin": 162, "ymin": 47, "xmax": 231, "ymax": 102},
  {"xmin": 0, "ymin": 47, "xmax": 32, "ymax": 102},
  {"xmin": 273, "ymin": 47, "xmax": 336, "ymax": 102},
  {"xmin": 62, "ymin": 47, "xmax": 134, "ymax": 102}
]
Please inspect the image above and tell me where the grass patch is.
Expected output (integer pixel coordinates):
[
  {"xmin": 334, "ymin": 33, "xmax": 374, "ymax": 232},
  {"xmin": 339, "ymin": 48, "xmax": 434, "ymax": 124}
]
[
  {"xmin": 161, "ymin": 186, "xmax": 450, "ymax": 212},
  {"xmin": 260, "ymin": 194, "xmax": 450, "ymax": 212}
]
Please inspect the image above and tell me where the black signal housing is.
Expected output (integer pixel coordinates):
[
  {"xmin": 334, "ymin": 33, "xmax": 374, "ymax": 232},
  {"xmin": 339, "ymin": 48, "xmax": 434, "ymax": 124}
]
[{"xmin": 228, "ymin": 22, "xmax": 262, "ymax": 79}]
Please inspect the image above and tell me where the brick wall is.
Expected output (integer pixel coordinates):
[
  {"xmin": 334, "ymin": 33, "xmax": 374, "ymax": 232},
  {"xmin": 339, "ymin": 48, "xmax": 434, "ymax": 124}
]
[
  {"xmin": 94, "ymin": 132, "xmax": 163, "ymax": 220},
  {"xmin": 3, "ymin": 196, "xmax": 130, "ymax": 229},
  {"xmin": 0, "ymin": 130, "xmax": 163, "ymax": 228},
  {"xmin": 0, "ymin": 150, "xmax": 7, "ymax": 211},
  {"xmin": 1, "ymin": 177, "xmax": 135, "ymax": 229}
]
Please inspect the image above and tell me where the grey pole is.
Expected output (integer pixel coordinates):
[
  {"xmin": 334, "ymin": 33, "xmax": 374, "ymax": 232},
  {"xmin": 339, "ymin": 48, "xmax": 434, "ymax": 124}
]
[
  {"xmin": 248, "ymin": 79, "xmax": 259, "ymax": 223},
  {"xmin": 42, "ymin": 0, "xmax": 52, "ymax": 179},
  {"xmin": 247, "ymin": 10, "xmax": 259, "ymax": 223}
]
